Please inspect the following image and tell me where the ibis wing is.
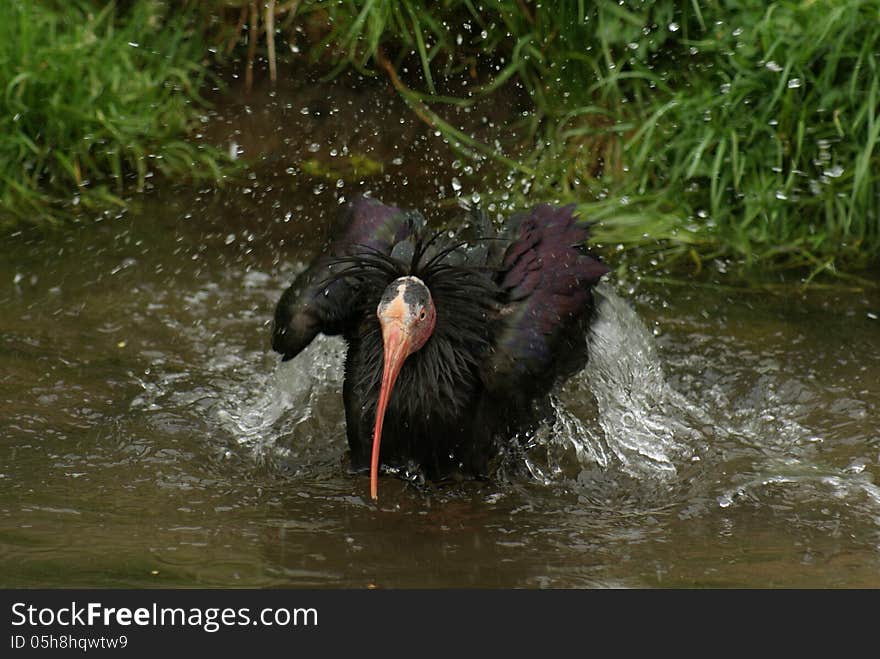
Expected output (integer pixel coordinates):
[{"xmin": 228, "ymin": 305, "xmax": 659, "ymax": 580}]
[
  {"xmin": 331, "ymin": 195, "xmax": 418, "ymax": 256},
  {"xmin": 480, "ymin": 204, "xmax": 609, "ymax": 393},
  {"xmin": 272, "ymin": 196, "xmax": 419, "ymax": 360}
]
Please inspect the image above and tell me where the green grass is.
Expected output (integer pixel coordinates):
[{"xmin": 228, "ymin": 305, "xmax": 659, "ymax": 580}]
[
  {"xmin": 582, "ymin": 0, "xmax": 880, "ymax": 272},
  {"xmin": 300, "ymin": 0, "xmax": 880, "ymax": 275},
  {"xmin": 0, "ymin": 1, "xmax": 228, "ymax": 228},
  {"xmin": 7, "ymin": 0, "xmax": 877, "ymax": 276}
]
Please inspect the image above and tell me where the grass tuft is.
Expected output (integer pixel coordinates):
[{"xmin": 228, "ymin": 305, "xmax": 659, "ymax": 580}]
[
  {"xmin": 298, "ymin": 0, "xmax": 880, "ymax": 273},
  {"xmin": 0, "ymin": 1, "xmax": 228, "ymax": 228}
]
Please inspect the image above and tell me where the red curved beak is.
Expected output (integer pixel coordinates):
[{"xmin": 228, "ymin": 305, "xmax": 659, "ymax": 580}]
[{"xmin": 371, "ymin": 320, "xmax": 411, "ymax": 500}]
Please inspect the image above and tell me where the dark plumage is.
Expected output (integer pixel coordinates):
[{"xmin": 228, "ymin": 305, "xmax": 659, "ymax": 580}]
[{"xmin": 272, "ymin": 195, "xmax": 610, "ymax": 498}]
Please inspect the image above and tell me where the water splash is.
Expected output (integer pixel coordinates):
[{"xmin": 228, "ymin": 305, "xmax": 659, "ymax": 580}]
[
  {"xmin": 574, "ymin": 284, "xmax": 704, "ymax": 478},
  {"xmin": 718, "ymin": 462, "xmax": 880, "ymax": 529},
  {"xmin": 521, "ymin": 395, "xmax": 611, "ymax": 484},
  {"xmin": 216, "ymin": 334, "xmax": 346, "ymax": 460},
  {"xmin": 519, "ymin": 284, "xmax": 710, "ymax": 487}
]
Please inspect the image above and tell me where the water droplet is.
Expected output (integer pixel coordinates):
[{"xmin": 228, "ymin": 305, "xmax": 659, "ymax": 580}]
[
  {"xmin": 824, "ymin": 164, "xmax": 844, "ymax": 178},
  {"xmin": 668, "ymin": 22, "xmax": 680, "ymax": 32},
  {"xmin": 787, "ymin": 78, "xmax": 802, "ymax": 89},
  {"xmin": 845, "ymin": 459, "xmax": 867, "ymax": 474},
  {"xmin": 775, "ymin": 191, "xmax": 788, "ymax": 200},
  {"xmin": 451, "ymin": 177, "xmax": 462, "ymax": 192},
  {"xmin": 765, "ymin": 60, "xmax": 783, "ymax": 72}
]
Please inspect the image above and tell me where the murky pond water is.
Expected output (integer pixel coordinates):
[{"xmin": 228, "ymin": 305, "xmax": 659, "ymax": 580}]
[{"xmin": 2, "ymin": 68, "xmax": 879, "ymax": 588}]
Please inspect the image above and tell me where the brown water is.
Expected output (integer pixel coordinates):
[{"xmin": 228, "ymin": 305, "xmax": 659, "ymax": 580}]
[{"xmin": 2, "ymin": 67, "xmax": 879, "ymax": 588}]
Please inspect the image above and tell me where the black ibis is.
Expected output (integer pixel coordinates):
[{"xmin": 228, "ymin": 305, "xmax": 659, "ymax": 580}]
[{"xmin": 272, "ymin": 196, "xmax": 609, "ymax": 499}]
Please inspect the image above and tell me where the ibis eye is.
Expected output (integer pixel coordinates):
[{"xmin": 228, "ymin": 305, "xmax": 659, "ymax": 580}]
[{"xmin": 419, "ymin": 310, "xmax": 427, "ymax": 321}]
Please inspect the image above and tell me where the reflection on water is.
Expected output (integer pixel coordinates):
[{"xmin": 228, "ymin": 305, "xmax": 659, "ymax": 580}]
[{"xmin": 2, "ymin": 67, "xmax": 879, "ymax": 588}]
